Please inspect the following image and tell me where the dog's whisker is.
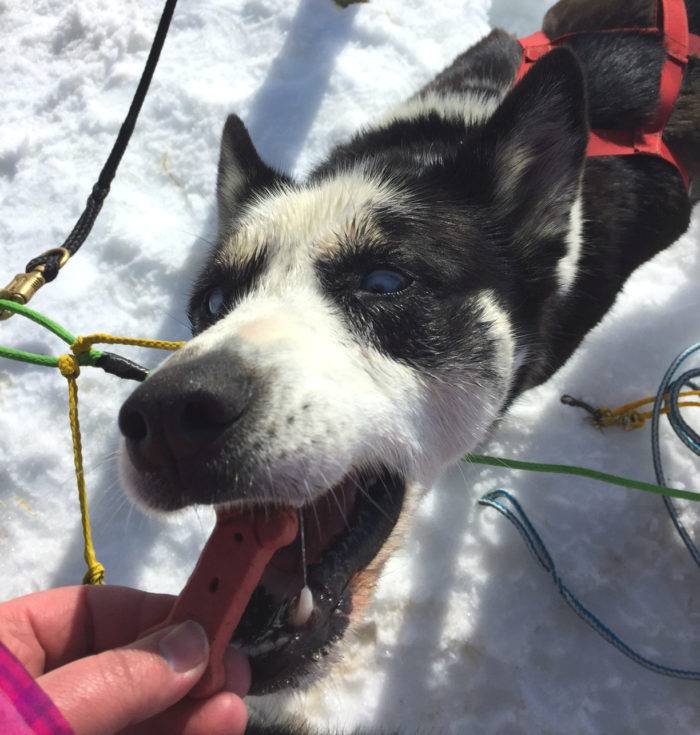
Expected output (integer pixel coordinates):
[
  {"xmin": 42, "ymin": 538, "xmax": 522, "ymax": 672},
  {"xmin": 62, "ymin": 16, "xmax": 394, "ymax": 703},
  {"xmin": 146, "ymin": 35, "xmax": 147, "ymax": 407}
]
[
  {"xmin": 327, "ymin": 483, "xmax": 351, "ymax": 532},
  {"xmin": 157, "ymin": 308, "xmax": 190, "ymax": 330},
  {"xmin": 308, "ymin": 493, "xmax": 323, "ymax": 541}
]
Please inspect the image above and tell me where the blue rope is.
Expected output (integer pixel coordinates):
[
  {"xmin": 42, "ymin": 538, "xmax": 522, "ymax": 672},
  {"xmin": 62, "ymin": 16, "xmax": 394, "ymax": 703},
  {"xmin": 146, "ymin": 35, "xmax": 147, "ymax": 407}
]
[
  {"xmin": 478, "ymin": 490, "xmax": 700, "ymax": 680},
  {"xmin": 650, "ymin": 342, "xmax": 700, "ymax": 567},
  {"xmin": 479, "ymin": 344, "xmax": 700, "ymax": 680}
]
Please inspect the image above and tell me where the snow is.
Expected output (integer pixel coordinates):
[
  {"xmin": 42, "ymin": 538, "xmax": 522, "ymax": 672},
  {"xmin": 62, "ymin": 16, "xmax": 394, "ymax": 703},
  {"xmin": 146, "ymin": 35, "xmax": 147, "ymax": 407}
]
[{"xmin": 1, "ymin": 0, "xmax": 698, "ymax": 732}]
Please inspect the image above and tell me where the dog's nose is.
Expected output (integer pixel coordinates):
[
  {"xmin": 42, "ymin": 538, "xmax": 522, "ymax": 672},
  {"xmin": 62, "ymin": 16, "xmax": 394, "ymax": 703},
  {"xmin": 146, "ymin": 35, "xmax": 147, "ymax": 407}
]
[{"xmin": 118, "ymin": 351, "xmax": 252, "ymax": 468}]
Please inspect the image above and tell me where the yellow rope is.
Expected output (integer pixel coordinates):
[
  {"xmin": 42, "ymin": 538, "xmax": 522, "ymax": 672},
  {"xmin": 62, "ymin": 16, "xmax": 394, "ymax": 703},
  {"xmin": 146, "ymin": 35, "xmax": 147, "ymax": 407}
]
[
  {"xmin": 594, "ymin": 390, "xmax": 700, "ymax": 430},
  {"xmin": 58, "ymin": 334, "xmax": 185, "ymax": 584},
  {"xmin": 72, "ymin": 333, "xmax": 186, "ymax": 355},
  {"xmin": 57, "ymin": 353, "xmax": 104, "ymax": 585}
]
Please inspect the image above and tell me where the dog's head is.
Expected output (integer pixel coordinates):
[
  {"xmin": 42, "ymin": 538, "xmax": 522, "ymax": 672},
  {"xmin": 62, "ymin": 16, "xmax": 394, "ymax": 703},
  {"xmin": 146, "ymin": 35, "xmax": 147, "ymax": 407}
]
[{"xmin": 118, "ymin": 49, "xmax": 587, "ymax": 693}]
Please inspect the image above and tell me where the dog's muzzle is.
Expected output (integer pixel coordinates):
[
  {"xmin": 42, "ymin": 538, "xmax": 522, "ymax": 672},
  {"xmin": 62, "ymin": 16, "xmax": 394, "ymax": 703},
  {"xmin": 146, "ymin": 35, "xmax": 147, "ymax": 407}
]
[{"xmin": 118, "ymin": 349, "xmax": 254, "ymax": 502}]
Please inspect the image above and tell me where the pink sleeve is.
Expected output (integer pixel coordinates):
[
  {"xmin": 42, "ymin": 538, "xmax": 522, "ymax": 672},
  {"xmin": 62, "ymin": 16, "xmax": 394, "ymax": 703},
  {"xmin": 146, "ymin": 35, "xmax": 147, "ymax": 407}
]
[{"xmin": 0, "ymin": 643, "xmax": 73, "ymax": 735}]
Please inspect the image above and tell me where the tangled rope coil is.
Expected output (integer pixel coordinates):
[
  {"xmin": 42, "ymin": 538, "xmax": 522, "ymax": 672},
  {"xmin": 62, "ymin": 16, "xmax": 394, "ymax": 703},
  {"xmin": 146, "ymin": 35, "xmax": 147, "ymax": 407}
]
[
  {"xmin": 651, "ymin": 342, "xmax": 700, "ymax": 566},
  {"xmin": 477, "ymin": 342, "xmax": 700, "ymax": 680}
]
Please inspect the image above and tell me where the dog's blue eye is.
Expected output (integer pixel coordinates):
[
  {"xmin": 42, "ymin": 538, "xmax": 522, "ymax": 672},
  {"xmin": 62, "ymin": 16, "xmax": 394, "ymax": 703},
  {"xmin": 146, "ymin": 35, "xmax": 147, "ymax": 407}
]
[
  {"xmin": 205, "ymin": 287, "xmax": 226, "ymax": 317},
  {"xmin": 360, "ymin": 270, "xmax": 410, "ymax": 295}
]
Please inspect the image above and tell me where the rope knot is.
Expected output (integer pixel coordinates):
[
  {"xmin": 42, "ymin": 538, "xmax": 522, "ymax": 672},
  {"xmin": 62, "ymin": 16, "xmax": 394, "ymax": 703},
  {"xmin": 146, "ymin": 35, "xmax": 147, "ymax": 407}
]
[
  {"xmin": 82, "ymin": 561, "xmax": 105, "ymax": 586},
  {"xmin": 58, "ymin": 353, "xmax": 80, "ymax": 379},
  {"xmin": 71, "ymin": 335, "xmax": 92, "ymax": 355}
]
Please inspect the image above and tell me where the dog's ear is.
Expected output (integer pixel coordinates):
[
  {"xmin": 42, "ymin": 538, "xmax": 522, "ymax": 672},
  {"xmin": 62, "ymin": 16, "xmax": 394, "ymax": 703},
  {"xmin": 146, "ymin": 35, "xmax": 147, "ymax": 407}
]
[
  {"xmin": 481, "ymin": 47, "xmax": 588, "ymax": 248},
  {"xmin": 217, "ymin": 114, "xmax": 287, "ymax": 232}
]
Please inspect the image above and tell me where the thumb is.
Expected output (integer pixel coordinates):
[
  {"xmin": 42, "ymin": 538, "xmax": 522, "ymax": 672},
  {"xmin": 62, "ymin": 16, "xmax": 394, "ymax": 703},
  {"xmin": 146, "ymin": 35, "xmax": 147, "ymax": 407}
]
[{"xmin": 38, "ymin": 620, "xmax": 210, "ymax": 735}]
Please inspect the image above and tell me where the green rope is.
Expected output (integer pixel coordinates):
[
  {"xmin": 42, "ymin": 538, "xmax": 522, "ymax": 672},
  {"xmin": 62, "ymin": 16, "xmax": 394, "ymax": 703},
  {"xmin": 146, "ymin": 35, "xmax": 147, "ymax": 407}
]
[
  {"xmin": 466, "ymin": 453, "xmax": 700, "ymax": 503},
  {"xmin": 1, "ymin": 299, "xmax": 76, "ymax": 343},
  {"xmin": 0, "ymin": 348, "xmax": 59, "ymax": 368},
  {"xmin": 0, "ymin": 299, "xmax": 102, "ymax": 367}
]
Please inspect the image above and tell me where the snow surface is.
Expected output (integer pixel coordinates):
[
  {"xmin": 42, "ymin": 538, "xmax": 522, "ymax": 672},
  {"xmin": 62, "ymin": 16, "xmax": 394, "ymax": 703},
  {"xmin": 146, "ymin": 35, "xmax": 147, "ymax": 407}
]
[{"xmin": 1, "ymin": 0, "xmax": 699, "ymax": 732}]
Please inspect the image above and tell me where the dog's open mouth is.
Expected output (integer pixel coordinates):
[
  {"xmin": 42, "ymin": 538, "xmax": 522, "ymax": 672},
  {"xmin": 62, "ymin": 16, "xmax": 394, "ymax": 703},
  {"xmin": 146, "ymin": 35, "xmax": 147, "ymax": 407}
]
[
  {"xmin": 230, "ymin": 466, "xmax": 405, "ymax": 694},
  {"xmin": 118, "ymin": 352, "xmax": 408, "ymax": 691}
]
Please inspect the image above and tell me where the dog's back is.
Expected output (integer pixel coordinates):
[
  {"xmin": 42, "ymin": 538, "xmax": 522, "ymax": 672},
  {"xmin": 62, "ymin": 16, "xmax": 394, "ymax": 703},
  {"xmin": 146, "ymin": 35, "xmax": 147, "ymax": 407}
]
[
  {"xmin": 545, "ymin": 0, "xmax": 700, "ymax": 188},
  {"xmin": 419, "ymin": 0, "xmax": 700, "ymax": 192}
]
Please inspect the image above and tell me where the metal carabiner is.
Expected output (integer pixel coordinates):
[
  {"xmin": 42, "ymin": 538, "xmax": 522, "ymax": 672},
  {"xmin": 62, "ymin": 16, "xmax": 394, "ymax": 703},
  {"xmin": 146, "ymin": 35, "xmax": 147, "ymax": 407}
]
[{"xmin": 0, "ymin": 248, "xmax": 71, "ymax": 320}]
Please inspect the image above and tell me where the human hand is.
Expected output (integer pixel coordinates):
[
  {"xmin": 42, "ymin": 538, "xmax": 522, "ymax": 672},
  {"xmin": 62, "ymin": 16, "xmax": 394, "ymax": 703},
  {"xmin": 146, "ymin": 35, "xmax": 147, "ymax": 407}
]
[{"xmin": 0, "ymin": 585, "xmax": 250, "ymax": 735}]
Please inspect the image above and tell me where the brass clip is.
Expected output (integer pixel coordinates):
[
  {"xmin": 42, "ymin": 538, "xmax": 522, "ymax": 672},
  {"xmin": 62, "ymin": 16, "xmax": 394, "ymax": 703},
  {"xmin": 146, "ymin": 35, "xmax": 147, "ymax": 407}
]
[{"xmin": 0, "ymin": 248, "xmax": 70, "ymax": 320}]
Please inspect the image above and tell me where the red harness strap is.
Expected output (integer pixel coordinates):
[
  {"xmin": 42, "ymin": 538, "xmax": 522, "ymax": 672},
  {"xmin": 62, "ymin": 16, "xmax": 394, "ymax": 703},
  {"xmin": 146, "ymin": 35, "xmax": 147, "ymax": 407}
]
[{"xmin": 516, "ymin": 0, "xmax": 700, "ymax": 189}]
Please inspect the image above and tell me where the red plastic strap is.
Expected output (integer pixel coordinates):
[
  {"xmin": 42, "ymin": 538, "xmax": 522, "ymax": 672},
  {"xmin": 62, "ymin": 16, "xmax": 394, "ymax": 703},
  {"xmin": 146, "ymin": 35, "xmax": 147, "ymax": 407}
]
[
  {"xmin": 634, "ymin": 0, "xmax": 689, "ymax": 186},
  {"xmin": 586, "ymin": 130, "xmax": 689, "ymax": 188},
  {"xmin": 515, "ymin": 31, "xmax": 552, "ymax": 82},
  {"xmin": 652, "ymin": 0, "xmax": 688, "ymax": 129},
  {"xmin": 515, "ymin": 0, "xmax": 692, "ymax": 189}
]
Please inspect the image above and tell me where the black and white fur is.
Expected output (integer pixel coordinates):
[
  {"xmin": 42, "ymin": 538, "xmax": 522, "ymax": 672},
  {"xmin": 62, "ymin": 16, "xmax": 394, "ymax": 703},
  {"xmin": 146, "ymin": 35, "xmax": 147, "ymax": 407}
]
[{"xmin": 118, "ymin": 0, "xmax": 700, "ymax": 732}]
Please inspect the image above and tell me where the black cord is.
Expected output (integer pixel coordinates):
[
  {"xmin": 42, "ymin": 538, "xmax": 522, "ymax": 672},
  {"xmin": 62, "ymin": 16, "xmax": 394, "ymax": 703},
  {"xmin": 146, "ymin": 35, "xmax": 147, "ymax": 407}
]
[
  {"xmin": 95, "ymin": 352, "xmax": 149, "ymax": 382},
  {"xmin": 26, "ymin": 0, "xmax": 179, "ymax": 282}
]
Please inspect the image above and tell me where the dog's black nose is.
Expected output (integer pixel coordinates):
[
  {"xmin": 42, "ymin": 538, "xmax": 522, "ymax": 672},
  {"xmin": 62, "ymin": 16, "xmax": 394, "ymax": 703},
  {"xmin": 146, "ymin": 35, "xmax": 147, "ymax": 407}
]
[{"xmin": 119, "ymin": 350, "xmax": 252, "ymax": 469}]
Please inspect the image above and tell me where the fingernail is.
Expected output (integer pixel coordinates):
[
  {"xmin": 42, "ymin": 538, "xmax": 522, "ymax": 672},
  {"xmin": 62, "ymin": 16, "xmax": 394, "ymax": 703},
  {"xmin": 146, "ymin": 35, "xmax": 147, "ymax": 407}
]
[{"xmin": 158, "ymin": 620, "xmax": 209, "ymax": 673}]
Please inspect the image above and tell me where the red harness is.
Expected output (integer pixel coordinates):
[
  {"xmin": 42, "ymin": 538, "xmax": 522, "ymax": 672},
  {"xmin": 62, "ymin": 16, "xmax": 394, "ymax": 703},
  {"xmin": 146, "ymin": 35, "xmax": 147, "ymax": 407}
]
[{"xmin": 516, "ymin": 0, "xmax": 700, "ymax": 189}]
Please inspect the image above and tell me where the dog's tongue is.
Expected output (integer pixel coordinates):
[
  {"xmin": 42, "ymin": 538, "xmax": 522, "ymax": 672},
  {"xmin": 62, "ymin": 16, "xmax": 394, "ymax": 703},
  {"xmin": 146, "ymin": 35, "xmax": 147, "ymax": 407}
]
[{"xmin": 159, "ymin": 508, "xmax": 298, "ymax": 698}]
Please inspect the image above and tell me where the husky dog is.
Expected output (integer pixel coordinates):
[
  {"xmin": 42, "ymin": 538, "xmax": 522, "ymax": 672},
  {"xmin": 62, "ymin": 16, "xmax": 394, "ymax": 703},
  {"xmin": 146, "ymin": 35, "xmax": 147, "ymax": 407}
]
[{"xmin": 119, "ymin": 0, "xmax": 699, "ymax": 731}]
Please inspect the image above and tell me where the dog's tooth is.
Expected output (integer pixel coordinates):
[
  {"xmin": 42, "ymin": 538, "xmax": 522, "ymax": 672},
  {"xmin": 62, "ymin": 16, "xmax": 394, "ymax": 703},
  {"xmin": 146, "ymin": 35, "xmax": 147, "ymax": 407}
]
[
  {"xmin": 254, "ymin": 640, "xmax": 278, "ymax": 655},
  {"xmin": 237, "ymin": 639, "xmax": 282, "ymax": 657},
  {"xmin": 289, "ymin": 585, "xmax": 314, "ymax": 627}
]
